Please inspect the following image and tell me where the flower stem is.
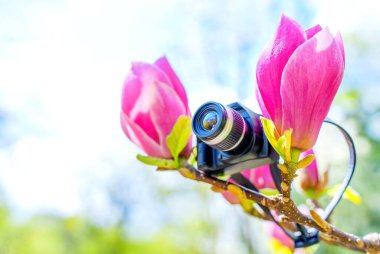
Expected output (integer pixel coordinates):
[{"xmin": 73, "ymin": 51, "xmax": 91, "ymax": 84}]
[{"xmin": 279, "ymin": 162, "xmax": 297, "ymax": 202}]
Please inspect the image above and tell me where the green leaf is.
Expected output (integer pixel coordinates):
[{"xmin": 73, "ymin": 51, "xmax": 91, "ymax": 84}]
[
  {"xmin": 304, "ymin": 188, "xmax": 318, "ymax": 199},
  {"xmin": 283, "ymin": 129, "xmax": 292, "ymax": 162},
  {"xmin": 326, "ymin": 185, "xmax": 362, "ymax": 205},
  {"xmin": 240, "ymin": 199, "xmax": 255, "ymax": 210},
  {"xmin": 343, "ymin": 187, "xmax": 362, "ymax": 205},
  {"xmin": 260, "ymin": 188, "xmax": 280, "ymax": 196},
  {"xmin": 277, "ymin": 135, "xmax": 286, "ymax": 156},
  {"xmin": 296, "ymin": 154, "xmax": 315, "ymax": 169},
  {"xmin": 188, "ymin": 147, "xmax": 197, "ymax": 165},
  {"xmin": 291, "ymin": 148, "xmax": 301, "ymax": 163},
  {"xmin": 260, "ymin": 117, "xmax": 284, "ymax": 157},
  {"xmin": 166, "ymin": 116, "xmax": 192, "ymax": 164},
  {"xmin": 136, "ymin": 154, "xmax": 178, "ymax": 169}
]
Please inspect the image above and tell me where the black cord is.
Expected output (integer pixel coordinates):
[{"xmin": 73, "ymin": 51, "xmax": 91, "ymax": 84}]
[
  {"xmin": 322, "ymin": 119, "xmax": 356, "ymax": 220},
  {"xmin": 230, "ymin": 173, "xmax": 297, "ymax": 241},
  {"xmin": 231, "ymin": 119, "xmax": 356, "ymax": 248}
]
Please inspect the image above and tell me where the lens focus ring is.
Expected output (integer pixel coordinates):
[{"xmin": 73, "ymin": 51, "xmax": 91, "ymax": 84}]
[{"xmin": 207, "ymin": 108, "xmax": 246, "ymax": 151}]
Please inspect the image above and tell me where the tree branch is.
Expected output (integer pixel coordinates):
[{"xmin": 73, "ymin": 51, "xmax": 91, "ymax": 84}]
[{"xmin": 178, "ymin": 162, "xmax": 380, "ymax": 253}]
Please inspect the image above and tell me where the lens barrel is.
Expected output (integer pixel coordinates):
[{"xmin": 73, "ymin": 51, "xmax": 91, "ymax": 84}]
[{"xmin": 192, "ymin": 102, "xmax": 248, "ymax": 152}]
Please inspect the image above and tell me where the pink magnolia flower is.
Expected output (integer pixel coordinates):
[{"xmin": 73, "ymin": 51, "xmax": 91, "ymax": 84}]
[
  {"xmin": 297, "ymin": 150, "xmax": 328, "ymax": 193},
  {"xmin": 267, "ymin": 222, "xmax": 308, "ymax": 254},
  {"xmin": 222, "ymin": 165, "xmax": 276, "ymax": 204},
  {"xmin": 256, "ymin": 14, "xmax": 345, "ymax": 151},
  {"xmin": 267, "ymin": 222, "xmax": 294, "ymax": 250},
  {"xmin": 120, "ymin": 56, "xmax": 192, "ymax": 158}
]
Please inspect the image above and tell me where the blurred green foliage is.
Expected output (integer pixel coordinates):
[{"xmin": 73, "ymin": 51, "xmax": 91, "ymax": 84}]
[
  {"xmin": 316, "ymin": 89, "xmax": 380, "ymax": 254},
  {"xmin": 0, "ymin": 204, "xmax": 210, "ymax": 254}
]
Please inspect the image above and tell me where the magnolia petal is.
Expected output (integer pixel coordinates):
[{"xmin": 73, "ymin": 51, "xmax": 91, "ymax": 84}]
[
  {"xmin": 154, "ymin": 57, "xmax": 193, "ymax": 156},
  {"xmin": 182, "ymin": 139, "xmax": 193, "ymax": 159},
  {"xmin": 256, "ymin": 14, "xmax": 306, "ymax": 131},
  {"xmin": 303, "ymin": 150, "xmax": 319, "ymax": 187},
  {"xmin": 149, "ymin": 81, "xmax": 188, "ymax": 148},
  {"xmin": 297, "ymin": 150, "xmax": 319, "ymax": 191},
  {"xmin": 335, "ymin": 32, "xmax": 346, "ymax": 65},
  {"xmin": 281, "ymin": 28, "xmax": 345, "ymax": 150},
  {"xmin": 121, "ymin": 72, "xmax": 143, "ymax": 116},
  {"xmin": 120, "ymin": 112, "xmax": 170, "ymax": 158},
  {"xmin": 121, "ymin": 72, "xmax": 159, "ymax": 142},
  {"xmin": 123, "ymin": 62, "xmax": 178, "ymax": 144},
  {"xmin": 305, "ymin": 24, "xmax": 322, "ymax": 39},
  {"xmin": 154, "ymin": 56, "xmax": 190, "ymax": 114},
  {"xmin": 255, "ymin": 87, "xmax": 270, "ymax": 118},
  {"xmin": 127, "ymin": 61, "xmax": 175, "ymax": 118},
  {"xmin": 267, "ymin": 222, "xmax": 294, "ymax": 250},
  {"xmin": 131, "ymin": 61, "xmax": 171, "ymax": 85},
  {"xmin": 133, "ymin": 111, "xmax": 160, "ymax": 143},
  {"xmin": 242, "ymin": 165, "xmax": 276, "ymax": 190},
  {"xmin": 222, "ymin": 166, "xmax": 277, "ymax": 203}
]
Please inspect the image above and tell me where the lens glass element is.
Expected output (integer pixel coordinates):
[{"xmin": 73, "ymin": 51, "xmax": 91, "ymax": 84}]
[{"xmin": 202, "ymin": 112, "xmax": 219, "ymax": 130}]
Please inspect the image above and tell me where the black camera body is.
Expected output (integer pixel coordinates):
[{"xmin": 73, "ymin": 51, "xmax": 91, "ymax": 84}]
[
  {"xmin": 193, "ymin": 102, "xmax": 279, "ymax": 176},
  {"xmin": 192, "ymin": 101, "xmax": 358, "ymax": 249}
]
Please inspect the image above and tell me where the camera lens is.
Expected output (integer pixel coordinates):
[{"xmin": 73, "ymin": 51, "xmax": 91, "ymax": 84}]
[
  {"xmin": 192, "ymin": 102, "xmax": 248, "ymax": 152},
  {"xmin": 202, "ymin": 112, "xmax": 219, "ymax": 130}
]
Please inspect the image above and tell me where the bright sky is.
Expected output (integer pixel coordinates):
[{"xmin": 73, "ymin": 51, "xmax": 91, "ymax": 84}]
[{"xmin": 0, "ymin": 0, "xmax": 379, "ymax": 218}]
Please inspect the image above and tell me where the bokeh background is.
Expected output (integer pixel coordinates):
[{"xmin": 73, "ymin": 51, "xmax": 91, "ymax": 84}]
[{"xmin": 0, "ymin": 0, "xmax": 379, "ymax": 253}]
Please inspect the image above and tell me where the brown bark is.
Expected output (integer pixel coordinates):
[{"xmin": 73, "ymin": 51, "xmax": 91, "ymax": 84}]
[{"xmin": 178, "ymin": 162, "xmax": 380, "ymax": 253}]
